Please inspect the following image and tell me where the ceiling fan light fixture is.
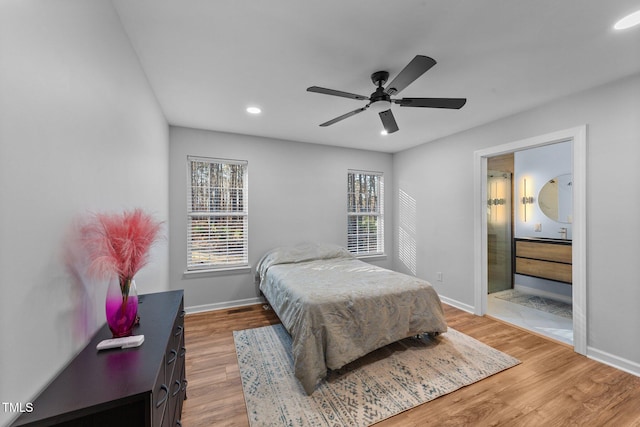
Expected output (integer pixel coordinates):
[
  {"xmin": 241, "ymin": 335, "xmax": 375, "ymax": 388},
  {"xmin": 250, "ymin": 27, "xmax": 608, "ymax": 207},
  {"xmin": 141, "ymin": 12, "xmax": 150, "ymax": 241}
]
[
  {"xmin": 614, "ymin": 9, "xmax": 640, "ymax": 30},
  {"xmin": 369, "ymin": 99, "xmax": 391, "ymax": 114},
  {"xmin": 307, "ymin": 55, "xmax": 465, "ymax": 132}
]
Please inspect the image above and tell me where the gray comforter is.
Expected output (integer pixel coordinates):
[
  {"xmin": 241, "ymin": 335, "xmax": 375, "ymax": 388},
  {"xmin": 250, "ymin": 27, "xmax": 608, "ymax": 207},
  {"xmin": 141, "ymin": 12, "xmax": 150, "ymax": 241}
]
[{"xmin": 257, "ymin": 243, "xmax": 448, "ymax": 394}]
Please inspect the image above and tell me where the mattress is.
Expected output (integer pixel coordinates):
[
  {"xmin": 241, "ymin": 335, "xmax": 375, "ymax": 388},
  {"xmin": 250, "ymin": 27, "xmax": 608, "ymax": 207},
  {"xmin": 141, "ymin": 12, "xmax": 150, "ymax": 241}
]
[{"xmin": 257, "ymin": 243, "xmax": 448, "ymax": 394}]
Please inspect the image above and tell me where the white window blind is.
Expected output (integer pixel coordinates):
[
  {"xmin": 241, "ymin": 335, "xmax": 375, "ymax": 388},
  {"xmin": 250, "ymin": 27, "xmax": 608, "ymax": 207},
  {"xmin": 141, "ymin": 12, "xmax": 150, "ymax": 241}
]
[
  {"xmin": 187, "ymin": 156, "xmax": 248, "ymax": 270},
  {"xmin": 347, "ymin": 170, "xmax": 384, "ymax": 256}
]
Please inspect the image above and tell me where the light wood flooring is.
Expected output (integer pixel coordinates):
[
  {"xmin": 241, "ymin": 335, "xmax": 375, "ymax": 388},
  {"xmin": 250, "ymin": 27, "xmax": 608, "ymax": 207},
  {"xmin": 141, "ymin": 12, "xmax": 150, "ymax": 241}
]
[{"xmin": 181, "ymin": 303, "xmax": 640, "ymax": 426}]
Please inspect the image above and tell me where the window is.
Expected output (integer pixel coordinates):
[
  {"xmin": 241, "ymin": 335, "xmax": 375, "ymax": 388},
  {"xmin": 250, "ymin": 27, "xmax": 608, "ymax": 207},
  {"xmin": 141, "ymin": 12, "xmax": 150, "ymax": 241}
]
[
  {"xmin": 187, "ymin": 156, "xmax": 248, "ymax": 271},
  {"xmin": 347, "ymin": 170, "xmax": 384, "ymax": 256}
]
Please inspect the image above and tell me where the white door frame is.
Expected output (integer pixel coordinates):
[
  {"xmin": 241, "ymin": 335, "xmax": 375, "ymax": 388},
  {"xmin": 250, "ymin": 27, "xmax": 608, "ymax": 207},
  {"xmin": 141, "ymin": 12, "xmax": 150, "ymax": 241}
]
[{"xmin": 473, "ymin": 126, "xmax": 587, "ymax": 355}]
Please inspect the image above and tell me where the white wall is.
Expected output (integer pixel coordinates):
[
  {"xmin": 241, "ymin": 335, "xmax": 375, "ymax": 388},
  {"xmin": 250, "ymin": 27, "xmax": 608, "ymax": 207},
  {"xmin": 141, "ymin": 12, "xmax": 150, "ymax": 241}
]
[
  {"xmin": 169, "ymin": 126, "xmax": 393, "ymax": 310},
  {"xmin": 514, "ymin": 141, "xmax": 572, "ymax": 239},
  {"xmin": 2, "ymin": 5, "xmax": 638, "ymax": 421},
  {"xmin": 0, "ymin": 2, "xmax": 169, "ymax": 424},
  {"xmin": 514, "ymin": 142, "xmax": 573, "ymax": 299},
  {"xmin": 392, "ymin": 72, "xmax": 640, "ymax": 370}
]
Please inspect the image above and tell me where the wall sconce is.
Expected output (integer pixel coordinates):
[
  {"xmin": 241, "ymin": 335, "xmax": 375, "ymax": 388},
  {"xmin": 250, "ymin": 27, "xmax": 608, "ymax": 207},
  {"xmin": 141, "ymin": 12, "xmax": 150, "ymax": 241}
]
[
  {"xmin": 487, "ymin": 198, "xmax": 506, "ymax": 206},
  {"xmin": 521, "ymin": 178, "xmax": 534, "ymax": 222}
]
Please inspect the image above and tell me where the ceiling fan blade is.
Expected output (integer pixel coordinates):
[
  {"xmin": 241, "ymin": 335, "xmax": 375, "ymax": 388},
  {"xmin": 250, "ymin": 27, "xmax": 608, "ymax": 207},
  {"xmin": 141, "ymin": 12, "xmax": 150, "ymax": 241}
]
[
  {"xmin": 386, "ymin": 55, "xmax": 437, "ymax": 96},
  {"xmin": 307, "ymin": 86, "xmax": 368, "ymax": 101},
  {"xmin": 319, "ymin": 106, "xmax": 368, "ymax": 127},
  {"xmin": 379, "ymin": 109, "xmax": 399, "ymax": 133},
  {"xmin": 395, "ymin": 97, "xmax": 467, "ymax": 109}
]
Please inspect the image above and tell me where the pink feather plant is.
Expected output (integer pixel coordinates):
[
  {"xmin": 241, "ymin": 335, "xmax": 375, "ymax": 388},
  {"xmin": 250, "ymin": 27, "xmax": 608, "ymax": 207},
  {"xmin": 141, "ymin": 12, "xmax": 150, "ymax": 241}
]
[{"xmin": 82, "ymin": 209, "xmax": 163, "ymax": 296}]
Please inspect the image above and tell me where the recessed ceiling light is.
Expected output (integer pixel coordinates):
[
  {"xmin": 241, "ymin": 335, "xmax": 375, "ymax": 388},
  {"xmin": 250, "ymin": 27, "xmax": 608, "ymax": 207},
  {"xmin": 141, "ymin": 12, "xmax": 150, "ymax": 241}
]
[
  {"xmin": 380, "ymin": 130, "xmax": 388, "ymax": 136},
  {"xmin": 614, "ymin": 9, "xmax": 640, "ymax": 30},
  {"xmin": 246, "ymin": 106, "xmax": 261, "ymax": 114}
]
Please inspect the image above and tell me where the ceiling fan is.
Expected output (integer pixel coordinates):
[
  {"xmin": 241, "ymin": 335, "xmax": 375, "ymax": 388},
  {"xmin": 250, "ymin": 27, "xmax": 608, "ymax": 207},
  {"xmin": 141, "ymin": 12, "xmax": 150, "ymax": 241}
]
[{"xmin": 307, "ymin": 55, "xmax": 466, "ymax": 134}]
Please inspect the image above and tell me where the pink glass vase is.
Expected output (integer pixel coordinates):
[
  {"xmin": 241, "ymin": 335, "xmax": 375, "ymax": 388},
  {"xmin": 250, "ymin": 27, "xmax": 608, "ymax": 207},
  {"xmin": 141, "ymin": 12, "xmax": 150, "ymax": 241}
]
[{"xmin": 105, "ymin": 278, "xmax": 139, "ymax": 338}]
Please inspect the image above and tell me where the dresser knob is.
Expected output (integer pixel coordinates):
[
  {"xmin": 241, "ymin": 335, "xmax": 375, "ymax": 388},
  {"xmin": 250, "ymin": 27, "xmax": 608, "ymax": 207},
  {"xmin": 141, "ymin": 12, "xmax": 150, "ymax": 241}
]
[
  {"xmin": 172, "ymin": 380, "xmax": 181, "ymax": 397},
  {"xmin": 167, "ymin": 349, "xmax": 177, "ymax": 365},
  {"xmin": 156, "ymin": 385, "xmax": 169, "ymax": 408},
  {"xmin": 175, "ymin": 325, "xmax": 183, "ymax": 337}
]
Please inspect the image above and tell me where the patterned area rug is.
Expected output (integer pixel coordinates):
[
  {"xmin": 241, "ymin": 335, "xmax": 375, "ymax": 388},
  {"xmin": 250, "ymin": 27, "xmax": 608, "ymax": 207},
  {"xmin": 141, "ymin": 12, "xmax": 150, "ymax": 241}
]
[
  {"xmin": 493, "ymin": 289, "xmax": 573, "ymax": 319},
  {"xmin": 234, "ymin": 324, "xmax": 520, "ymax": 427}
]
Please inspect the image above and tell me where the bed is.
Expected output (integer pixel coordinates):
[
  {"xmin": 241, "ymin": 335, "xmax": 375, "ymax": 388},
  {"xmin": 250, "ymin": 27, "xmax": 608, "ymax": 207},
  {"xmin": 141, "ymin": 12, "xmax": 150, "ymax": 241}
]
[{"xmin": 256, "ymin": 242, "xmax": 448, "ymax": 394}]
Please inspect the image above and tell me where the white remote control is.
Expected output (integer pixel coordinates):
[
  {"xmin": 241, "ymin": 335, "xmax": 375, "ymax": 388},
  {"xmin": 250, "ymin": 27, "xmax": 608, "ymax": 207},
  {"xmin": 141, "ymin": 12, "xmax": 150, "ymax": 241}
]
[{"xmin": 96, "ymin": 335, "xmax": 145, "ymax": 351}]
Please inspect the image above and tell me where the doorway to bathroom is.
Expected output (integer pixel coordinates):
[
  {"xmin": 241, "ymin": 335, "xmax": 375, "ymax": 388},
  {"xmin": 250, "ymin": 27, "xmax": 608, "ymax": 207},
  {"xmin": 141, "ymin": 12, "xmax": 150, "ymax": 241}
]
[
  {"xmin": 486, "ymin": 148, "xmax": 573, "ymax": 346},
  {"xmin": 473, "ymin": 126, "xmax": 587, "ymax": 355}
]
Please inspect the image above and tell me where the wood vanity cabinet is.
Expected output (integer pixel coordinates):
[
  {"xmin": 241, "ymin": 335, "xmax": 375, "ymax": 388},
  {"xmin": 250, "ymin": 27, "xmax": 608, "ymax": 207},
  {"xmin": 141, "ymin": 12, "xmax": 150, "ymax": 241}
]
[
  {"xmin": 12, "ymin": 290, "xmax": 186, "ymax": 427},
  {"xmin": 515, "ymin": 238, "xmax": 572, "ymax": 284}
]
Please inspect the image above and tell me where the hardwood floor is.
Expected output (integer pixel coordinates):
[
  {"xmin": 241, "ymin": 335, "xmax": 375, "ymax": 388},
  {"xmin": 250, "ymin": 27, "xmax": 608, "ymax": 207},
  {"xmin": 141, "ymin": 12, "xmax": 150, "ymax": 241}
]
[{"xmin": 181, "ymin": 303, "xmax": 640, "ymax": 426}]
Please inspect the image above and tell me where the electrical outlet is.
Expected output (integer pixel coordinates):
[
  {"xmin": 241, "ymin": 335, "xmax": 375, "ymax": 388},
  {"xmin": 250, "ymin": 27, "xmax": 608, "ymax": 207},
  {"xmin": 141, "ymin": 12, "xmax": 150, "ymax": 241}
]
[{"xmin": 437, "ymin": 272, "xmax": 443, "ymax": 282}]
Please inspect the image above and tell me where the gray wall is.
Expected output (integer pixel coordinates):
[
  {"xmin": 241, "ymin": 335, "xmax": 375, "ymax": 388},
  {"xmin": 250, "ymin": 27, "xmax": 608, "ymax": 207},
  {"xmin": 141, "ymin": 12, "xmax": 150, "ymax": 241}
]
[
  {"xmin": 0, "ymin": 2, "xmax": 169, "ymax": 424},
  {"xmin": 514, "ymin": 142, "xmax": 573, "ymax": 239},
  {"xmin": 513, "ymin": 142, "xmax": 573, "ymax": 300},
  {"xmin": 169, "ymin": 126, "xmax": 393, "ymax": 310},
  {"xmin": 392, "ymin": 72, "xmax": 640, "ymax": 370},
  {"xmin": 3, "ymin": 3, "xmax": 639, "ymax": 422}
]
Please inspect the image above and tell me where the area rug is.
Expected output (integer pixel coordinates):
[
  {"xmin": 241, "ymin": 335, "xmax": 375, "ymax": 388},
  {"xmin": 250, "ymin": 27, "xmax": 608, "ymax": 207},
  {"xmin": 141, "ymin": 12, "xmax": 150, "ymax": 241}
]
[
  {"xmin": 493, "ymin": 289, "xmax": 572, "ymax": 319},
  {"xmin": 234, "ymin": 324, "xmax": 520, "ymax": 427}
]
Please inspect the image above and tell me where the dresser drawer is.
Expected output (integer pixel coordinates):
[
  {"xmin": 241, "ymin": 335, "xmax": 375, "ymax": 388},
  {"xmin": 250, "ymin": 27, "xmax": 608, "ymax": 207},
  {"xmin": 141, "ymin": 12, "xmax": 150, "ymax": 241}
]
[
  {"xmin": 515, "ymin": 241, "xmax": 571, "ymax": 264},
  {"xmin": 515, "ymin": 257, "xmax": 572, "ymax": 283},
  {"xmin": 153, "ymin": 367, "xmax": 170, "ymax": 426},
  {"xmin": 165, "ymin": 303, "xmax": 185, "ymax": 384},
  {"xmin": 165, "ymin": 351, "xmax": 186, "ymax": 427},
  {"xmin": 162, "ymin": 301, "xmax": 186, "ymax": 427}
]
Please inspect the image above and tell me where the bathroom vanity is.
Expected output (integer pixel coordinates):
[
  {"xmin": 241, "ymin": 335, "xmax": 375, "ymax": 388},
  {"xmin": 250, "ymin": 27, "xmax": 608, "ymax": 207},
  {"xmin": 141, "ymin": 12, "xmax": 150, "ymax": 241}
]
[{"xmin": 514, "ymin": 237, "xmax": 572, "ymax": 284}]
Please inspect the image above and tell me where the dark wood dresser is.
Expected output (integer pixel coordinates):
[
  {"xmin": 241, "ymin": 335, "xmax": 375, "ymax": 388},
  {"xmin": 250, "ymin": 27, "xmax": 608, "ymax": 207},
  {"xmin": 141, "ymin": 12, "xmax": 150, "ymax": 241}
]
[{"xmin": 12, "ymin": 290, "xmax": 187, "ymax": 427}]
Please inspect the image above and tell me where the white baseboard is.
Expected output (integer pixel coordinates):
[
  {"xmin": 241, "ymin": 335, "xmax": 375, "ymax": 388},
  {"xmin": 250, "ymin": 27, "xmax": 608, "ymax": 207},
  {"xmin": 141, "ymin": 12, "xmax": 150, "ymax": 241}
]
[
  {"xmin": 439, "ymin": 295, "xmax": 475, "ymax": 314},
  {"xmin": 184, "ymin": 294, "xmax": 640, "ymax": 381},
  {"xmin": 187, "ymin": 294, "xmax": 476, "ymax": 316},
  {"xmin": 587, "ymin": 346, "xmax": 640, "ymax": 378},
  {"xmin": 186, "ymin": 294, "xmax": 476, "ymax": 316},
  {"xmin": 185, "ymin": 296, "xmax": 266, "ymax": 314}
]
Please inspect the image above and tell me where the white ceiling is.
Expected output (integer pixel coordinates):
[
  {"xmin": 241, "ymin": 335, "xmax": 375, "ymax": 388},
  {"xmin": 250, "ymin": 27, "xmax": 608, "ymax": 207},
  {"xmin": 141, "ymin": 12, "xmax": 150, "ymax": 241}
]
[{"xmin": 112, "ymin": 1, "xmax": 640, "ymax": 153}]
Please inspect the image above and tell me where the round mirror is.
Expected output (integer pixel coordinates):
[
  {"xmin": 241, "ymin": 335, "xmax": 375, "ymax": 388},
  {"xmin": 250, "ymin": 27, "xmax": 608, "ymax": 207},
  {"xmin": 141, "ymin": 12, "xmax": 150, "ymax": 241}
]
[{"xmin": 538, "ymin": 174, "xmax": 573, "ymax": 223}]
